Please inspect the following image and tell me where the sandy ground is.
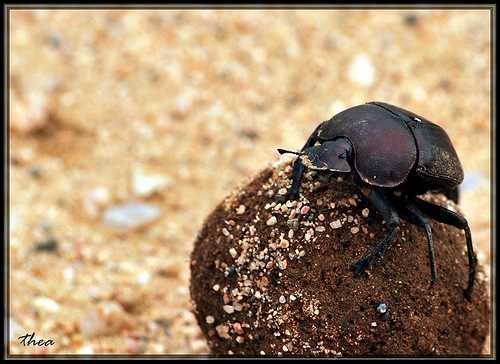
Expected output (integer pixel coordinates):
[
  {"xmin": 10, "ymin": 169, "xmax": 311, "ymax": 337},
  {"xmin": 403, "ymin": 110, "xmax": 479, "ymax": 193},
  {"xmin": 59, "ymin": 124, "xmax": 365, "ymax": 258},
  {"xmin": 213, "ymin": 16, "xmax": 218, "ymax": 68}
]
[{"xmin": 8, "ymin": 8, "xmax": 492, "ymax": 355}]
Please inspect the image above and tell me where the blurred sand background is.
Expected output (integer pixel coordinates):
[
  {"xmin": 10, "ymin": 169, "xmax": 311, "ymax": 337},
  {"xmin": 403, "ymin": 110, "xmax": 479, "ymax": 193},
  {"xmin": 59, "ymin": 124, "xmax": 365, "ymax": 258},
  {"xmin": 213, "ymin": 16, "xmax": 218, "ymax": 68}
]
[{"xmin": 8, "ymin": 8, "xmax": 492, "ymax": 355}]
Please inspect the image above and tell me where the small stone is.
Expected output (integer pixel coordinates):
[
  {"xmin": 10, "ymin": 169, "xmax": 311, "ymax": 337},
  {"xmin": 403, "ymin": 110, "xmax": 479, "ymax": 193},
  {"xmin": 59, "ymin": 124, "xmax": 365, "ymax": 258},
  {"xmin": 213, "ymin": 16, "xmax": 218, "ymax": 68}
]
[
  {"xmin": 213, "ymin": 284, "xmax": 220, "ymax": 291},
  {"xmin": 305, "ymin": 231, "xmax": 313, "ymax": 241},
  {"xmin": 351, "ymin": 227, "xmax": 360, "ymax": 234},
  {"xmin": 362, "ymin": 208, "xmax": 370, "ymax": 218},
  {"xmin": 348, "ymin": 54, "xmax": 375, "ymax": 87},
  {"xmin": 279, "ymin": 239, "xmax": 290, "ymax": 248},
  {"xmin": 277, "ymin": 259, "xmax": 288, "ymax": 270},
  {"xmin": 84, "ymin": 186, "xmax": 110, "ymax": 216},
  {"xmin": 315, "ymin": 226, "xmax": 326, "ymax": 233},
  {"xmin": 278, "ymin": 188, "xmax": 288, "ymax": 195},
  {"xmin": 224, "ymin": 266, "xmax": 237, "ymax": 277},
  {"xmin": 283, "ymin": 344, "xmax": 289, "ymax": 352},
  {"xmin": 371, "ymin": 322, "xmax": 378, "ymax": 327},
  {"xmin": 318, "ymin": 214, "xmax": 325, "ymax": 221},
  {"xmin": 102, "ymin": 202, "xmax": 161, "ymax": 230},
  {"xmin": 34, "ymin": 238, "xmax": 59, "ymax": 253},
  {"xmin": 33, "ymin": 296, "xmax": 60, "ymax": 313},
  {"xmin": 233, "ymin": 322, "xmax": 244, "ymax": 335},
  {"xmin": 132, "ymin": 167, "xmax": 170, "ymax": 197},
  {"xmin": 260, "ymin": 350, "xmax": 266, "ymax": 355},
  {"xmin": 222, "ymin": 228, "xmax": 230, "ymax": 237},
  {"xmin": 266, "ymin": 216, "xmax": 277, "ymax": 226},
  {"xmin": 330, "ymin": 220, "xmax": 342, "ymax": 229},
  {"xmin": 377, "ymin": 303, "xmax": 388, "ymax": 314},
  {"xmin": 300, "ymin": 205, "xmax": 310, "ymax": 215},
  {"xmin": 223, "ymin": 305, "xmax": 235, "ymax": 314},
  {"xmin": 404, "ymin": 13, "xmax": 419, "ymax": 26},
  {"xmin": 229, "ymin": 248, "xmax": 237, "ymax": 258},
  {"xmin": 290, "ymin": 294, "xmax": 297, "ymax": 301},
  {"xmin": 233, "ymin": 303, "xmax": 243, "ymax": 311},
  {"xmin": 216, "ymin": 324, "xmax": 231, "ymax": 339},
  {"xmin": 236, "ymin": 336, "xmax": 245, "ymax": 344},
  {"xmin": 206, "ymin": 315, "xmax": 215, "ymax": 324},
  {"xmin": 287, "ymin": 219, "xmax": 299, "ymax": 230},
  {"xmin": 76, "ymin": 345, "xmax": 94, "ymax": 354},
  {"xmin": 236, "ymin": 205, "xmax": 246, "ymax": 215},
  {"xmin": 279, "ymin": 295, "xmax": 286, "ymax": 304}
]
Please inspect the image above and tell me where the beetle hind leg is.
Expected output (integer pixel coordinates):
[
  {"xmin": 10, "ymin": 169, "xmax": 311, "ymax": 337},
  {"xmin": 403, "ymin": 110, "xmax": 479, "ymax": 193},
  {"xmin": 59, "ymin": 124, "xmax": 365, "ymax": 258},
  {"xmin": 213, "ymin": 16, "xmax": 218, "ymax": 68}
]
[
  {"xmin": 394, "ymin": 200, "xmax": 438, "ymax": 286},
  {"xmin": 413, "ymin": 197, "xmax": 477, "ymax": 301}
]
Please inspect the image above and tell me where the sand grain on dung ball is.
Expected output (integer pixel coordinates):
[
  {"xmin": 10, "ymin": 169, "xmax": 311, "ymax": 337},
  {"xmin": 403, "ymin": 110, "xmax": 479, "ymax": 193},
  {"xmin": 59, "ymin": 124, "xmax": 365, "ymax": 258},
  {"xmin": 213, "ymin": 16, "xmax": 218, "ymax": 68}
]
[{"xmin": 190, "ymin": 161, "xmax": 489, "ymax": 357}]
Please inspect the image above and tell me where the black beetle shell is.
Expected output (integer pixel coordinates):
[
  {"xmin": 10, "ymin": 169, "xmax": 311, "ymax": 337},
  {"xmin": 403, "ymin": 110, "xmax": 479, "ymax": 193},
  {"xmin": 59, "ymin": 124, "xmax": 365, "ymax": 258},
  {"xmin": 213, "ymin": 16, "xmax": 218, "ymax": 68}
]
[
  {"xmin": 368, "ymin": 102, "xmax": 464, "ymax": 189},
  {"xmin": 317, "ymin": 104, "xmax": 418, "ymax": 188}
]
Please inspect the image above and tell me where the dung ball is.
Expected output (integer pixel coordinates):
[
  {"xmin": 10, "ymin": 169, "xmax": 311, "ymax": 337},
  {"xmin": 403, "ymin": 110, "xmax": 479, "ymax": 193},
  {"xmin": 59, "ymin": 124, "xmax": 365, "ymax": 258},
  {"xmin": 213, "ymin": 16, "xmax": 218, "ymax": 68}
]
[{"xmin": 190, "ymin": 161, "xmax": 489, "ymax": 357}]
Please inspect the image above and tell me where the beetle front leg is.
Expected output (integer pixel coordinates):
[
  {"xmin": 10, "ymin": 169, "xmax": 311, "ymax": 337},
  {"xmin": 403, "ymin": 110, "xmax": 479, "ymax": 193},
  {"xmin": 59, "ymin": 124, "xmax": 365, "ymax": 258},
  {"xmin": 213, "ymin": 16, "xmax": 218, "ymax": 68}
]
[
  {"xmin": 353, "ymin": 187, "xmax": 400, "ymax": 275},
  {"xmin": 286, "ymin": 123, "xmax": 324, "ymax": 200},
  {"xmin": 412, "ymin": 197, "xmax": 477, "ymax": 301}
]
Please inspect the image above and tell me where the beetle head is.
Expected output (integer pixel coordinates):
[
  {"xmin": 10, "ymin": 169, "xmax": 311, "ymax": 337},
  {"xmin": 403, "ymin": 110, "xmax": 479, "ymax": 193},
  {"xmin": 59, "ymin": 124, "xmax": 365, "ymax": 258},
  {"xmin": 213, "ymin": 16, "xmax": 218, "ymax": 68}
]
[{"xmin": 278, "ymin": 138, "xmax": 352, "ymax": 173}]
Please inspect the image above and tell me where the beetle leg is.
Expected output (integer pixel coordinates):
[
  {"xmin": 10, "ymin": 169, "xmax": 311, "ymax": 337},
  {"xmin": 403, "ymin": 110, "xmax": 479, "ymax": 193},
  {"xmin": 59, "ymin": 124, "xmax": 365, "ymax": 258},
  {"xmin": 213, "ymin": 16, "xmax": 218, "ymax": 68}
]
[
  {"xmin": 443, "ymin": 187, "xmax": 460, "ymax": 204},
  {"xmin": 353, "ymin": 187, "xmax": 400, "ymax": 275},
  {"xmin": 287, "ymin": 123, "xmax": 324, "ymax": 200},
  {"xmin": 393, "ymin": 199, "xmax": 437, "ymax": 286},
  {"xmin": 412, "ymin": 197, "xmax": 477, "ymax": 301}
]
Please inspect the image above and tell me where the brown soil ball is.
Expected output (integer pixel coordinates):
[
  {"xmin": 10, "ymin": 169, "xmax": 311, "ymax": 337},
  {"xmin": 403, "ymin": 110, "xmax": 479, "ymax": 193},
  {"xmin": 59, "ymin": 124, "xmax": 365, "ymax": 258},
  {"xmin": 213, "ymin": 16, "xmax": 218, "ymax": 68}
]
[{"xmin": 190, "ymin": 161, "xmax": 489, "ymax": 357}]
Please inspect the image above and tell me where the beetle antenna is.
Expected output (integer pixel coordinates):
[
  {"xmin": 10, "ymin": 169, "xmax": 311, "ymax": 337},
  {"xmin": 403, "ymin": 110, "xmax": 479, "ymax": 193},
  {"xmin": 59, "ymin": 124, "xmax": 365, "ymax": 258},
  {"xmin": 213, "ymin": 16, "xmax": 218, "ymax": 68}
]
[{"xmin": 277, "ymin": 148, "xmax": 303, "ymax": 156}]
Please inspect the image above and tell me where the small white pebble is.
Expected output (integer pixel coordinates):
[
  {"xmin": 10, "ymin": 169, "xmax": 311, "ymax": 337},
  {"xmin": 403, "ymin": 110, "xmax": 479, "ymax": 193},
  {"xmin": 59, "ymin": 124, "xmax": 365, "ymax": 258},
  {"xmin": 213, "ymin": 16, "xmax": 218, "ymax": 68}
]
[
  {"xmin": 222, "ymin": 228, "xmax": 230, "ymax": 236},
  {"xmin": 229, "ymin": 248, "xmax": 237, "ymax": 258},
  {"xmin": 233, "ymin": 303, "xmax": 243, "ymax": 311},
  {"xmin": 206, "ymin": 315, "xmax": 215, "ymax": 324},
  {"xmin": 283, "ymin": 345, "xmax": 289, "ymax": 352},
  {"xmin": 348, "ymin": 54, "xmax": 375, "ymax": 87},
  {"xmin": 236, "ymin": 205, "xmax": 246, "ymax": 215},
  {"xmin": 330, "ymin": 220, "xmax": 342, "ymax": 229},
  {"xmin": 315, "ymin": 226, "xmax": 326, "ymax": 232},
  {"xmin": 223, "ymin": 305, "xmax": 235, "ymax": 314},
  {"xmin": 362, "ymin": 208, "xmax": 370, "ymax": 218},
  {"xmin": 351, "ymin": 227, "xmax": 360, "ymax": 234},
  {"xmin": 266, "ymin": 216, "xmax": 277, "ymax": 226},
  {"xmin": 213, "ymin": 284, "xmax": 220, "ymax": 291},
  {"xmin": 290, "ymin": 294, "xmax": 297, "ymax": 301},
  {"xmin": 279, "ymin": 295, "xmax": 286, "ymax": 304},
  {"xmin": 33, "ymin": 297, "xmax": 60, "ymax": 313},
  {"xmin": 260, "ymin": 350, "xmax": 266, "ymax": 356},
  {"xmin": 318, "ymin": 214, "xmax": 325, "ymax": 221},
  {"xmin": 279, "ymin": 239, "xmax": 290, "ymax": 248},
  {"xmin": 371, "ymin": 322, "xmax": 377, "ymax": 327}
]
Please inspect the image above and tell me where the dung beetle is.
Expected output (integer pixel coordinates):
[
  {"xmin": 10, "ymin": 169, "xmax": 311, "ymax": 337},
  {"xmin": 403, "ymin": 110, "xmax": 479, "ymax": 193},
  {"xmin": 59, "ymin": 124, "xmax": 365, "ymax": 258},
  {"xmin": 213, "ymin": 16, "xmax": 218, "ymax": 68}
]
[{"xmin": 278, "ymin": 101, "xmax": 477, "ymax": 300}]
